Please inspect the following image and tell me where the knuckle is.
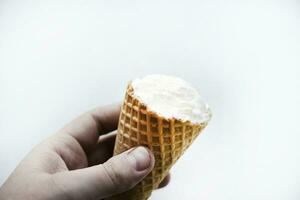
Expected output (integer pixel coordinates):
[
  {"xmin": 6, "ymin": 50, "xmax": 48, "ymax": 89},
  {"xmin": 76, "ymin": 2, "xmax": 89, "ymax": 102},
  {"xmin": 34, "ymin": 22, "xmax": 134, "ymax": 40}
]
[
  {"xmin": 101, "ymin": 162, "xmax": 126, "ymax": 193},
  {"xmin": 101, "ymin": 156, "xmax": 138, "ymax": 194}
]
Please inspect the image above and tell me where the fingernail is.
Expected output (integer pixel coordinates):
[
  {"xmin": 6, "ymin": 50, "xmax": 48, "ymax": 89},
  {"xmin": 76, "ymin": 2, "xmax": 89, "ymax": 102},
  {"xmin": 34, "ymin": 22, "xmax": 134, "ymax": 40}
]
[{"xmin": 128, "ymin": 147, "xmax": 152, "ymax": 171}]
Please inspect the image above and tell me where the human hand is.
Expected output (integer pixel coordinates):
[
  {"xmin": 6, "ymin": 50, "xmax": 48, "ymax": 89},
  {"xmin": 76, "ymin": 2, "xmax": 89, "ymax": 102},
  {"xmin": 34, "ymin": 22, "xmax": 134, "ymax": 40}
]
[{"xmin": 0, "ymin": 104, "xmax": 170, "ymax": 200}]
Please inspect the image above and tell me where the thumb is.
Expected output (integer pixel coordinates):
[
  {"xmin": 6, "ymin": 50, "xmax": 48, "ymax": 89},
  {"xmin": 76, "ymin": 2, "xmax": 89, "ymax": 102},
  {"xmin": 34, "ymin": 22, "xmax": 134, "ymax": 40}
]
[{"xmin": 51, "ymin": 146, "xmax": 155, "ymax": 200}]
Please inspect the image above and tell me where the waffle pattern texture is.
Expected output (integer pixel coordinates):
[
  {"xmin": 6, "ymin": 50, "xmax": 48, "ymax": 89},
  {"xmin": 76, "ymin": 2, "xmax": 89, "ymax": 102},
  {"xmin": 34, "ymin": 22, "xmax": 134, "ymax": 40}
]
[{"xmin": 107, "ymin": 84, "xmax": 210, "ymax": 200}]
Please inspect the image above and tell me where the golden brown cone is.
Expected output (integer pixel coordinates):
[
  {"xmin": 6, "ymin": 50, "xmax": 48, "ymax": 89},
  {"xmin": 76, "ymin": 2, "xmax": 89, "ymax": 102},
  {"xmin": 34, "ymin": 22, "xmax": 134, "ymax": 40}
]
[{"xmin": 107, "ymin": 84, "xmax": 211, "ymax": 200}]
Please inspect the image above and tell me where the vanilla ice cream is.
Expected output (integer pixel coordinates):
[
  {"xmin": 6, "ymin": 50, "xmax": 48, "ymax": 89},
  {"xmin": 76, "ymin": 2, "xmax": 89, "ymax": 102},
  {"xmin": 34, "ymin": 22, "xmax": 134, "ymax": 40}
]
[{"xmin": 131, "ymin": 74, "xmax": 211, "ymax": 124}]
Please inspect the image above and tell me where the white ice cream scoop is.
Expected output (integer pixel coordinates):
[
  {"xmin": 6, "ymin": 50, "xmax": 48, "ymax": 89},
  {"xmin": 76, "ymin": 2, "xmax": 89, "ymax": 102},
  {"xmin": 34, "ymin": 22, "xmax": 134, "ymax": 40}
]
[{"xmin": 131, "ymin": 74, "xmax": 211, "ymax": 124}]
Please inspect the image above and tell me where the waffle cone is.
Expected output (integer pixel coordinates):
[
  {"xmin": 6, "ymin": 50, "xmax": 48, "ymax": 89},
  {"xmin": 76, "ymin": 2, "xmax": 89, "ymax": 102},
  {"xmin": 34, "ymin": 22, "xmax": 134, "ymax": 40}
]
[{"xmin": 107, "ymin": 84, "xmax": 211, "ymax": 200}]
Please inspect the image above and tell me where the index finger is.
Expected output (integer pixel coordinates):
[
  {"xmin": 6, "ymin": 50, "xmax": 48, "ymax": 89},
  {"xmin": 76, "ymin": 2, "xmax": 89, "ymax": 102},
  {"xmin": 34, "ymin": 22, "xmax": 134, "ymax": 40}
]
[{"xmin": 59, "ymin": 103, "xmax": 121, "ymax": 152}]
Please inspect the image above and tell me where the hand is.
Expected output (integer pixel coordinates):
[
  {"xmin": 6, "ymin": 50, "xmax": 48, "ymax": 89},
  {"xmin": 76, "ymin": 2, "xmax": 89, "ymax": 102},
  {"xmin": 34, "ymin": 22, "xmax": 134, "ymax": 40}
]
[{"xmin": 0, "ymin": 104, "xmax": 170, "ymax": 200}]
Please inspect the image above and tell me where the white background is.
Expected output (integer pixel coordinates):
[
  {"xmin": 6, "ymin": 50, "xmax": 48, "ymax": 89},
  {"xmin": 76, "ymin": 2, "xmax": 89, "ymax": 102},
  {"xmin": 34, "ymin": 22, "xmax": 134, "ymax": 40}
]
[{"xmin": 1, "ymin": 1, "xmax": 300, "ymax": 199}]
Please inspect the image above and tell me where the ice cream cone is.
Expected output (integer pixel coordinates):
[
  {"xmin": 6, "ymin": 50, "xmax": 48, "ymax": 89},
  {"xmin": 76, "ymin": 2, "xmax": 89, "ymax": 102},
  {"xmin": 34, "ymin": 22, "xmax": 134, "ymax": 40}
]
[{"xmin": 106, "ymin": 82, "xmax": 211, "ymax": 200}]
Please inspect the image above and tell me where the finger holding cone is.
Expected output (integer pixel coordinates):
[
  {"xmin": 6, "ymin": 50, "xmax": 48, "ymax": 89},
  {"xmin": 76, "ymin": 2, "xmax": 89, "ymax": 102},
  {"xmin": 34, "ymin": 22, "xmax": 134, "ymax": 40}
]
[{"xmin": 107, "ymin": 75, "xmax": 212, "ymax": 200}]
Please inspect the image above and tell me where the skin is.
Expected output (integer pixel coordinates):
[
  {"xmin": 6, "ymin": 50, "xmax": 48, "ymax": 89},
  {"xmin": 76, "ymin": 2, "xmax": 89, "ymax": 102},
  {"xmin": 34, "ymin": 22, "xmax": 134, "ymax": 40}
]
[{"xmin": 0, "ymin": 104, "xmax": 170, "ymax": 200}]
